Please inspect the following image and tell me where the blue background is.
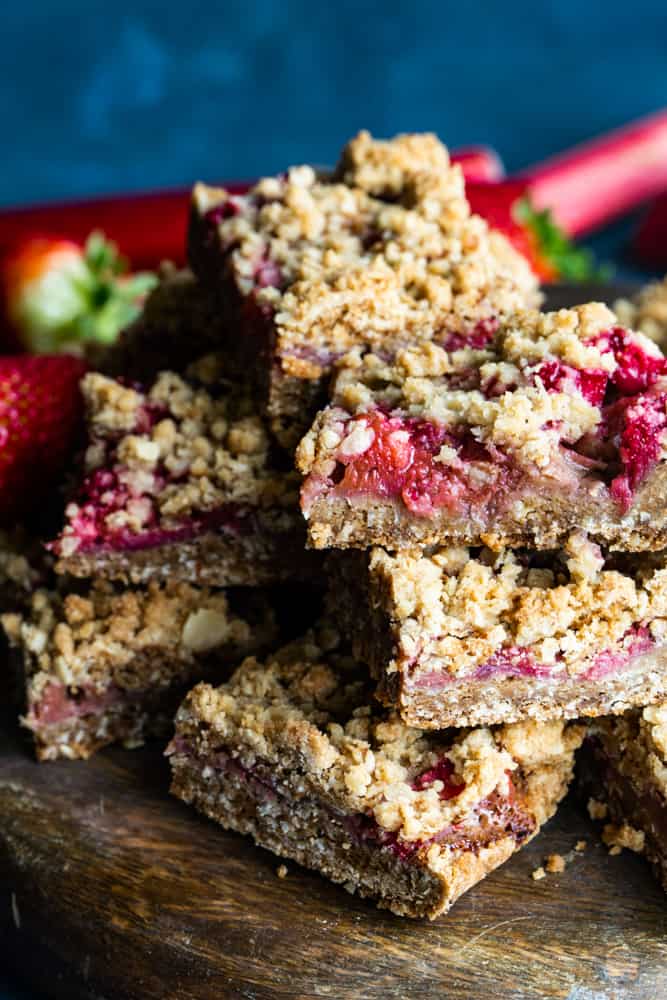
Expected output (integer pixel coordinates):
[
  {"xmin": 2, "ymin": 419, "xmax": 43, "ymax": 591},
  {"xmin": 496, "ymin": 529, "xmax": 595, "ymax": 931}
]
[{"xmin": 2, "ymin": 1, "xmax": 667, "ymax": 996}]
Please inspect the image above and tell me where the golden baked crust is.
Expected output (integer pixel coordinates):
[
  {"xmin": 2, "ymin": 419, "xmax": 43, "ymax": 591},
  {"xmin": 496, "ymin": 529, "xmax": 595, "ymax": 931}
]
[
  {"xmin": 170, "ymin": 625, "xmax": 582, "ymax": 917},
  {"xmin": 336, "ymin": 540, "xmax": 667, "ymax": 679},
  {"xmin": 615, "ymin": 277, "xmax": 667, "ymax": 352},
  {"xmin": 52, "ymin": 370, "xmax": 309, "ymax": 585},
  {"xmin": 328, "ymin": 542, "xmax": 667, "ymax": 727},
  {"xmin": 190, "ymin": 131, "xmax": 539, "ymax": 447},
  {"xmin": 2, "ymin": 578, "xmax": 277, "ymax": 761},
  {"xmin": 173, "ymin": 624, "xmax": 583, "ymax": 842},
  {"xmin": 297, "ymin": 305, "xmax": 667, "ymax": 552}
]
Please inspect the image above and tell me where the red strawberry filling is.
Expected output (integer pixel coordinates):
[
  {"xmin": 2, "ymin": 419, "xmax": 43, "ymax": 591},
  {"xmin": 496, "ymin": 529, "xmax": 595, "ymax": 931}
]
[
  {"xmin": 27, "ymin": 681, "xmax": 127, "ymax": 727},
  {"xmin": 54, "ymin": 458, "xmax": 255, "ymax": 556},
  {"xmin": 168, "ymin": 741, "xmax": 534, "ymax": 864},
  {"xmin": 314, "ymin": 327, "xmax": 667, "ymax": 517},
  {"xmin": 329, "ymin": 409, "xmax": 518, "ymax": 517},
  {"xmin": 411, "ymin": 624, "xmax": 655, "ymax": 690}
]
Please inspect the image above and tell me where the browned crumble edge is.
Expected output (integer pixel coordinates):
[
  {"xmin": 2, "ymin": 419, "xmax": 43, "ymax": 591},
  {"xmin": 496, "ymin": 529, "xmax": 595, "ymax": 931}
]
[
  {"xmin": 327, "ymin": 540, "xmax": 667, "ymax": 727},
  {"xmin": 99, "ymin": 265, "xmax": 227, "ymax": 381},
  {"xmin": 615, "ymin": 276, "xmax": 667, "ymax": 353},
  {"xmin": 1, "ymin": 578, "xmax": 277, "ymax": 761},
  {"xmin": 168, "ymin": 624, "xmax": 583, "ymax": 919},
  {"xmin": 296, "ymin": 304, "xmax": 667, "ymax": 553},
  {"xmin": 188, "ymin": 130, "xmax": 539, "ymax": 449},
  {"xmin": 53, "ymin": 367, "xmax": 323, "ymax": 587},
  {"xmin": 579, "ymin": 706, "xmax": 667, "ymax": 892}
]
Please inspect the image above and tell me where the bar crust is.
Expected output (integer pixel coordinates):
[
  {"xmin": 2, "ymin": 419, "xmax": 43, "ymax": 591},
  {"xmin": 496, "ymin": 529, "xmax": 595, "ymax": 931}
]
[
  {"xmin": 169, "ymin": 627, "xmax": 583, "ymax": 918},
  {"xmin": 329, "ymin": 542, "xmax": 667, "ymax": 727}
]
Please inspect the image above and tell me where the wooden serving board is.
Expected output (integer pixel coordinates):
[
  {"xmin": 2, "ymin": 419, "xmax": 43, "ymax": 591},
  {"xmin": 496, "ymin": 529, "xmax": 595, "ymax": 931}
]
[
  {"xmin": 2, "ymin": 283, "xmax": 666, "ymax": 999},
  {"xmin": 2, "ymin": 712, "xmax": 667, "ymax": 1000}
]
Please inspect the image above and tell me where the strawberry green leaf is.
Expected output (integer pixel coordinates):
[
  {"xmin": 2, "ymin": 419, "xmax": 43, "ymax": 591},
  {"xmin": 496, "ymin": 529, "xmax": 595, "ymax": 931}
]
[{"xmin": 514, "ymin": 197, "xmax": 612, "ymax": 283}]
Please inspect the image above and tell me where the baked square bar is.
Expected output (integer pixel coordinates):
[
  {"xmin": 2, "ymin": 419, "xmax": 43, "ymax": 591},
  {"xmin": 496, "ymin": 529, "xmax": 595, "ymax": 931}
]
[
  {"xmin": 580, "ymin": 704, "xmax": 667, "ymax": 893},
  {"xmin": 615, "ymin": 275, "xmax": 667, "ymax": 354},
  {"xmin": 298, "ymin": 304, "xmax": 667, "ymax": 552},
  {"xmin": 2, "ymin": 578, "xmax": 276, "ymax": 761},
  {"xmin": 189, "ymin": 130, "xmax": 538, "ymax": 448},
  {"xmin": 168, "ymin": 627, "xmax": 583, "ymax": 918},
  {"xmin": 330, "ymin": 536, "xmax": 667, "ymax": 728},
  {"xmin": 101, "ymin": 265, "xmax": 226, "ymax": 382},
  {"xmin": 51, "ymin": 368, "xmax": 321, "ymax": 586}
]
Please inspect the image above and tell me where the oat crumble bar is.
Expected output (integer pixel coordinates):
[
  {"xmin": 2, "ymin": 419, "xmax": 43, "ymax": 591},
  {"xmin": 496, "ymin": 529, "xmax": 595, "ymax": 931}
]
[
  {"xmin": 189, "ymin": 130, "xmax": 539, "ymax": 449},
  {"xmin": 101, "ymin": 265, "xmax": 226, "ymax": 381},
  {"xmin": 50, "ymin": 369, "xmax": 321, "ymax": 586},
  {"xmin": 168, "ymin": 626, "xmax": 583, "ymax": 918},
  {"xmin": 2, "ymin": 577, "xmax": 277, "ymax": 761},
  {"xmin": 297, "ymin": 304, "xmax": 667, "ymax": 551},
  {"xmin": 580, "ymin": 704, "xmax": 667, "ymax": 893},
  {"xmin": 615, "ymin": 276, "xmax": 667, "ymax": 353},
  {"xmin": 329, "ymin": 538, "xmax": 667, "ymax": 727}
]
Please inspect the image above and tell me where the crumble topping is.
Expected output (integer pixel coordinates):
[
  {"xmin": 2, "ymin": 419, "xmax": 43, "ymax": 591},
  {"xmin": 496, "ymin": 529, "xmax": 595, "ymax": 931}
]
[
  {"xmin": 174, "ymin": 624, "xmax": 582, "ymax": 844},
  {"xmin": 602, "ymin": 822, "xmax": 646, "ymax": 855},
  {"xmin": 588, "ymin": 701, "xmax": 667, "ymax": 803},
  {"xmin": 615, "ymin": 277, "xmax": 667, "ymax": 352},
  {"xmin": 297, "ymin": 305, "xmax": 667, "ymax": 513},
  {"xmin": 0, "ymin": 529, "xmax": 49, "ymax": 598},
  {"xmin": 2, "ymin": 578, "xmax": 268, "ymax": 696},
  {"xmin": 545, "ymin": 853, "xmax": 566, "ymax": 873},
  {"xmin": 194, "ymin": 131, "xmax": 539, "ymax": 378},
  {"xmin": 587, "ymin": 798, "xmax": 609, "ymax": 821},
  {"xmin": 55, "ymin": 372, "xmax": 300, "ymax": 557},
  {"xmin": 356, "ymin": 540, "xmax": 667, "ymax": 679}
]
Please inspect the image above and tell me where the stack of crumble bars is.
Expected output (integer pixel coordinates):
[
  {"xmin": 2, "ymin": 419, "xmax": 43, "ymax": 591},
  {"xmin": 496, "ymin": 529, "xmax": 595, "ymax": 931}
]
[{"xmin": 7, "ymin": 131, "xmax": 667, "ymax": 917}]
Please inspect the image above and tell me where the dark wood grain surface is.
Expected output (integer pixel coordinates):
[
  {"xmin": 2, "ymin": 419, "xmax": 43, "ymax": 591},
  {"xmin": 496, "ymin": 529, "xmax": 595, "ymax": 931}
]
[
  {"xmin": 2, "ymin": 713, "xmax": 667, "ymax": 1000},
  {"xmin": 2, "ymin": 283, "xmax": 666, "ymax": 1000}
]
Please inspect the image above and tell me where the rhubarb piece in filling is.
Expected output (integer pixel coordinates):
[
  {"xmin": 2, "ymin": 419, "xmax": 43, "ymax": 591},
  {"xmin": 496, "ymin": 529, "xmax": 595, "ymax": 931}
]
[
  {"xmin": 580, "ymin": 705, "xmax": 667, "ymax": 894},
  {"xmin": 188, "ymin": 130, "xmax": 539, "ymax": 448},
  {"xmin": 168, "ymin": 627, "xmax": 583, "ymax": 918},
  {"xmin": 329, "ymin": 536, "xmax": 667, "ymax": 728},
  {"xmin": 297, "ymin": 304, "xmax": 667, "ymax": 552},
  {"xmin": 1, "ymin": 578, "xmax": 277, "ymax": 761},
  {"xmin": 51, "ymin": 368, "xmax": 321, "ymax": 586}
]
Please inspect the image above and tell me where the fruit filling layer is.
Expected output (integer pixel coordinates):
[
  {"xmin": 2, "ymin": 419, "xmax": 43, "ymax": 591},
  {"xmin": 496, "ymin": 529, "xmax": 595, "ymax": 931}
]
[
  {"xmin": 27, "ymin": 681, "xmax": 134, "ymax": 727},
  {"xmin": 410, "ymin": 625, "xmax": 656, "ymax": 690},
  {"xmin": 169, "ymin": 740, "xmax": 534, "ymax": 863},
  {"xmin": 53, "ymin": 371, "xmax": 299, "ymax": 558},
  {"xmin": 298, "ymin": 305, "xmax": 667, "ymax": 517}
]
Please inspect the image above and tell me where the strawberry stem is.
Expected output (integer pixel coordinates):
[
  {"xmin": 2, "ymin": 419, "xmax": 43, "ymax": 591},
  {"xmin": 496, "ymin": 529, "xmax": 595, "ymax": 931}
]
[{"xmin": 514, "ymin": 197, "xmax": 612, "ymax": 282}]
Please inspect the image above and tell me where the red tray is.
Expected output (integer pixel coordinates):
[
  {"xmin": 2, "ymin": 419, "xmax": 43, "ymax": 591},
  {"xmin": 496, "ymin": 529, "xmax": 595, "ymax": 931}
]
[{"xmin": 0, "ymin": 183, "xmax": 250, "ymax": 270}]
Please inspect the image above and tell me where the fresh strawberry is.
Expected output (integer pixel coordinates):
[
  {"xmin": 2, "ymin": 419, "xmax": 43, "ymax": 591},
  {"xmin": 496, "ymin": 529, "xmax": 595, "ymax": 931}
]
[
  {"xmin": 0, "ymin": 354, "xmax": 86, "ymax": 521},
  {"xmin": 1, "ymin": 231, "xmax": 157, "ymax": 354},
  {"xmin": 467, "ymin": 180, "xmax": 602, "ymax": 282}
]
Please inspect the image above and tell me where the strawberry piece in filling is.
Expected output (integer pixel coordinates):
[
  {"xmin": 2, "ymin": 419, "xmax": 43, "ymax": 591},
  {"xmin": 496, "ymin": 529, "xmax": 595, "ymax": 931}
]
[
  {"xmin": 412, "ymin": 624, "xmax": 656, "ymax": 691},
  {"xmin": 331, "ymin": 410, "xmax": 514, "ymax": 516}
]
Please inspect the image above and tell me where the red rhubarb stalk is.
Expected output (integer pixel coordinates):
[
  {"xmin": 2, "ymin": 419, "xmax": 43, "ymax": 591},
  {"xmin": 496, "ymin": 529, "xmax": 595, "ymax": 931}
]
[
  {"xmin": 449, "ymin": 146, "xmax": 505, "ymax": 182},
  {"xmin": 518, "ymin": 109, "xmax": 667, "ymax": 238},
  {"xmin": 0, "ymin": 148, "xmax": 500, "ymax": 272}
]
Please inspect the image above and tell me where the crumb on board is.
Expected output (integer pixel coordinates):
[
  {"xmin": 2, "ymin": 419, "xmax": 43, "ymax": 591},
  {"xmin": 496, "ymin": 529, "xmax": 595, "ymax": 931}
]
[
  {"xmin": 587, "ymin": 797, "xmax": 608, "ymax": 821},
  {"xmin": 575, "ymin": 840, "xmax": 587, "ymax": 852},
  {"xmin": 602, "ymin": 822, "xmax": 645, "ymax": 856},
  {"xmin": 532, "ymin": 866, "xmax": 546, "ymax": 881},
  {"xmin": 276, "ymin": 864, "xmax": 288, "ymax": 879},
  {"xmin": 545, "ymin": 853, "xmax": 566, "ymax": 874}
]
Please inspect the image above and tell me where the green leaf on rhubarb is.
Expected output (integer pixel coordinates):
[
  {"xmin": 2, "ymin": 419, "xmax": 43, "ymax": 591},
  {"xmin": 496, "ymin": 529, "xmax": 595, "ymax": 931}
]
[{"xmin": 514, "ymin": 197, "xmax": 612, "ymax": 283}]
